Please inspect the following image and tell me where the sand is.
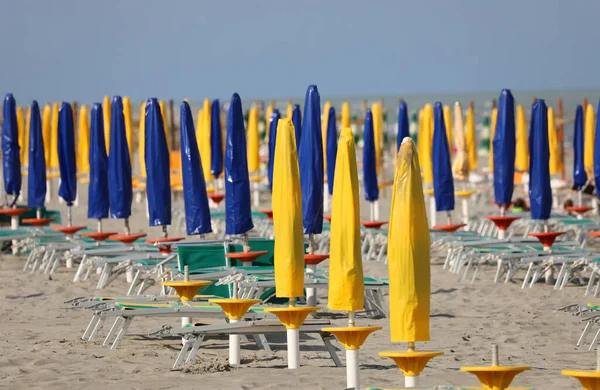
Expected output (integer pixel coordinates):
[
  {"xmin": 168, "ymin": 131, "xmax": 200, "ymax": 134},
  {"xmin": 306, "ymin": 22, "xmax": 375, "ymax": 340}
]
[{"xmin": 0, "ymin": 178, "xmax": 594, "ymax": 390}]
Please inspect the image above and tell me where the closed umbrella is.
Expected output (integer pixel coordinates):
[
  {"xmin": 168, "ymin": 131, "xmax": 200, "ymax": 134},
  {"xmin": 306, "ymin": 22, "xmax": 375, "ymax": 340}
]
[
  {"xmin": 57, "ymin": 102, "xmax": 77, "ymax": 223},
  {"xmin": 396, "ymin": 101, "xmax": 409, "ymax": 151},
  {"xmin": 2, "ymin": 94, "xmax": 21, "ymax": 206},
  {"xmin": 87, "ymin": 103, "xmax": 109, "ymax": 231},
  {"xmin": 363, "ymin": 110, "xmax": 379, "ymax": 221},
  {"xmin": 210, "ymin": 99, "xmax": 223, "ymax": 182},
  {"xmin": 326, "ymin": 106, "xmax": 337, "ymax": 196},
  {"xmin": 78, "ymin": 105, "xmax": 90, "ymax": 180},
  {"xmin": 515, "ymin": 104, "xmax": 529, "ymax": 172},
  {"xmin": 292, "ymin": 104, "xmax": 302, "ymax": 146},
  {"xmin": 432, "ymin": 102, "xmax": 456, "ymax": 227},
  {"xmin": 573, "ymin": 105, "xmax": 587, "ymax": 205},
  {"xmin": 27, "ymin": 101, "xmax": 46, "ymax": 215},
  {"xmin": 267, "ymin": 109, "xmax": 281, "ymax": 190}
]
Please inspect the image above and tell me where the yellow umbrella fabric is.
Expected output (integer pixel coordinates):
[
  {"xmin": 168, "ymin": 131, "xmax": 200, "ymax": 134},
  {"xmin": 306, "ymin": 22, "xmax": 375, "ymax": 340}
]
[
  {"xmin": 139, "ymin": 101, "xmax": 146, "ymax": 178},
  {"xmin": 103, "ymin": 95, "xmax": 111, "ymax": 151},
  {"xmin": 159, "ymin": 100, "xmax": 172, "ymax": 151},
  {"xmin": 327, "ymin": 128, "xmax": 364, "ymax": 312},
  {"xmin": 465, "ymin": 103, "xmax": 477, "ymax": 170},
  {"xmin": 443, "ymin": 105, "xmax": 452, "ymax": 158},
  {"xmin": 585, "ymin": 103, "xmax": 595, "ymax": 176},
  {"xmin": 123, "ymin": 97, "xmax": 134, "ymax": 160},
  {"xmin": 50, "ymin": 102, "xmax": 60, "ymax": 171},
  {"xmin": 418, "ymin": 105, "xmax": 433, "ymax": 185},
  {"xmin": 287, "ymin": 101, "xmax": 293, "ymax": 119},
  {"xmin": 548, "ymin": 107, "xmax": 560, "ymax": 176},
  {"xmin": 78, "ymin": 104, "xmax": 90, "ymax": 176},
  {"xmin": 388, "ymin": 137, "xmax": 430, "ymax": 342},
  {"xmin": 202, "ymin": 98, "xmax": 212, "ymax": 180},
  {"xmin": 371, "ymin": 102, "xmax": 383, "ymax": 174},
  {"xmin": 322, "ymin": 101, "xmax": 331, "ymax": 172},
  {"xmin": 452, "ymin": 102, "xmax": 469, "ymax": 180},
  {"xmin": 16, "ymin": 106, "xmax": 25, "ymax": 164},
  {"xmin": 515, "ymin": 104, "xmax": 529, "ymax": 171},
  {"xmin": 272, "ymin": 118, "xmax": 304, "ymax": 298},
  {"xmin": 196, "ymin": 109, "xmax": 203, "ymax": 154},
  {"xmin": 247, "ymin": 107, "xmax": 260, "ymax": 173},
  {"xmin": 489, "ymin": 107, "xmax": 498, "ymax": 173},
  {"xmin": 42, "ymin": 104, "xmax": 51, "ymax": 167},
  {"xmin": 342, "ymin": 102, "xmax": 351, "ymax": 129}
]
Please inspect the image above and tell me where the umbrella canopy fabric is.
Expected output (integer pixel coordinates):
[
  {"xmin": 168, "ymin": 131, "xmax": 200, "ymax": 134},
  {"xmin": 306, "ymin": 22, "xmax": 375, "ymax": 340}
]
[
  {"xmin": 87, "ymin": 103, "xmax": 109, "ymax": 219},
  {"xmin": 27, "ymin": 101, "xmax": 46, "ymax": 208},
  {"xmin": 452, "ymin": 103, "xmax": 469, "ymax": 180},
  {"xmin": 574, "ymin": 105, "xmax": 587, "ymax": 190},
  {"xmin": 326, "ymin": 106, "xmax": 337, "ymax": 196},
  {"xmin": 102, "ymin": 95, "xmax": 111, "ymax": 151},
  {"xmin": 528, "ymin": 99, "xmax": 552, "ymax": 220},
  {"xmin": 2, "ymin": 94, "xmax": 21, "ymax": 203},
  {"xmin": 292, "ymin": 104, "xmax": 302, "ymax": 147},
  {"xmin": 267, "ymin": 109, "xmax": 281, "ymax": 190},
  {"xmin": 419, "ymin": 104, "xmax": 434, "ymax": 185},
  {"xmin": 363, "ymin": 110, "xmax": 379, "ymax": 202},
  {"xmin": 272, "ymin": 118, "xmax": 304, "ymax": 298},
  {"xmin": 465, "ymin": 103, "xmax": 477, "ymax": 170},
  {"xmin": 180, "ymin": 101, "xmax": 212, "ymax": 235},
  {"xmin": 210, "ymin": 99, "xmax": 223, "ymax": 178},
  {"xmin": 225, "ymin": 93, "xmax": 254, "ymax": 235},
  {"xmin": 138, "ymin": 101, "xmax": 146, "ymax": 179},
  {"xmin": 515, "ymin": 104, "xmax": 529, "ymax": 172},
  {"xmin": 432, "ymin": 102, "xmax": 454, "ymax": 212},
  {"xmin": 327, "ymin": 128, "xmax": 364, "ymax": 312},
  {"xmin": 108, "ymin": 96, "xmax": 133, "ymax": 219},
  {"xmin": 78, "ymin": 105, "xmax": 90, "ymax": 176},
  {"xmin": 246, "ymin": 107, "xmax": 260, "ymax": 174},
  {"xmin": 57, "ymin": 102, "xmax": 77, "ymax": 205},
  {"xmin": 298, "ymin": 85, "xmax": 324, "ymax": 234},
  {"xmin": 341, "ymin": 102, "xmax": 351, "ymax": 129},
  {"xmin": 144, "ymin": 98, "xmax": 171, "ymax": 226},
  {"xmin": 492, "ymin": 89, "xmax": 516, "ymax": 206},
  {"xmin": 548, "ymin": 107, "xmax": 560, "ymax": 176},
  {"xmin": 585, "ymin": 104, "xmax": 595, "ymax": 176},
  {"xmin": 396, "ymin": 101, "xmax": 410, "ymax": 151},
  {"xmin": 388, "ymin": 137, "xmax": 430, "ymax": 342}
]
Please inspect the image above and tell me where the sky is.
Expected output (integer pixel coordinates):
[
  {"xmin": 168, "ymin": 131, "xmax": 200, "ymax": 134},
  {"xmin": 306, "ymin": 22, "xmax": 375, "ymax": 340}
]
[{"xmin": 2, "ymin": 0, "xmax": 600, "ymax": 103}]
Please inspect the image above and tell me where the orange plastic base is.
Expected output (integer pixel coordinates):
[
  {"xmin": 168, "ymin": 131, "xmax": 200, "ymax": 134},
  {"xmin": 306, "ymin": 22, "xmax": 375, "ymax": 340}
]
[
  {"xmin": 208, "ymin": 193, "xmax": 225, "ymax": 205},
  {"xmin": 0, "ymin": 208, "xmax": 30, "ymax": 217},
  {"xmin": 485, "ymin": 216, "xmax": 520, "ymax": 231},
  {"xmin": 147, "ymin": 237, "xmax": 185, "ymax": 254},
  {"xmin": 81, "ymin": 231, "xmax": 118, "ymax": 242},
  {"xmin": 323, "ymin": 215, "xmax": 332, "ymax": 222},
  {"xmin": 52, "ymin": 226, "xmax": 86, "ymax": 235},
  {"xmin": 109, "ymin": 233, "xmax": 147, "ymax": 244},
  {"xmin": 304, "ymin": 253, "xmax": 329, "ymax": 265},
  {"xmin": 260, "ymin": 209, "xmax": 273, "ymax": 220},
  {"xmin": 566, "ymin": 206, "xmax": 593, "ymax": 215},
  {"xmin": 225, "ymin": 250, "xmax": 269, "ymax": 265},
  {"xmin": 432, "ymin": 223, "xmax": 466, "ymax": 233},
  {"xmin": 22, "ymin": 218, "xmax": 54, "ymax": 227},
  {"xmin": 360, "ymin": 221, "xmax": 388, "ymax": 229},
  {"xmin": 528, "ymin": 231, "xmax": 565, "ymax": 248}
]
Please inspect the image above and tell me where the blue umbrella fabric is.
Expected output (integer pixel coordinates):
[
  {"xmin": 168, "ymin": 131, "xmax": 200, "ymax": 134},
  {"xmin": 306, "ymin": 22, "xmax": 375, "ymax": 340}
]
[
  {"xmin": 108, "ymin": 96, "xmax": 132, "ymax": 219},
  {"xmin": 326, "ymin": 106, "xmax": 338, "ymax": 195},
  {"xmin": 57, "ymin": 102, "xmax": 77, "ymax": 205},
  {"xmin": 573, "ymin": 105, "xmax": 587, "ymax": 190},
  {"xmin": 492, "ymin": 89, "xmax": 516, "ymax": 206},
  {"xmin": 267, "ymin": 109, "xmax": 281, "ymax": 190},
  {"xmin": 298, "ymin": 85, "xmax": 324, "ymax": 234},
  {"xmin": 432, "ymin": 102, "xmax": 454, "ymax": 212},
  {"xmin": 87, "ymin": 103, "xmax": 109, "ymax": 219},
  {"xmin": 396, "ymin": 100, "xmax": 410, "ymax": 151},
  {"xmin": 2, "ymin": 93, "xmax": 21, "ymax": 205},
  {"xmin": 528, "ymin": 99, "xmax": 552, "ymax": 220},
  {"xmin": 292, "ymin": 103, "xmax": 302, "ymax": 146},
  {"xmin": 363, "ymin": 110, "xmax": 379, "ymax": 202},
  {"xmin": 180, "ymin": 101, "xmax": 212, "ymax": 235},
  {"xmin": 225, "ymin": 93, "xmax": 254, "ymax": 235},
  {"xmin": 210, "ymin": 99, "xmax": 223, "ymax": 179},
  {"xmin": 27, "ymin": 101, "xmax": 46, "ymax": 208}
]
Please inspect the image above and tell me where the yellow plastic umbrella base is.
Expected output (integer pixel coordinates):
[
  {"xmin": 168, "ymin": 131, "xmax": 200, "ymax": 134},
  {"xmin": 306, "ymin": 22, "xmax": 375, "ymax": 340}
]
[
  {"xmin": 322, "ymin": 326, "xmax": 381, "ymax": 350},
  {"xmin": 460, "ymin": 366, "xmax": 530, "ymax": 390},
  {"xmin": 161, "ymin": 280, "xmax": 212, "ymax": 301},
  {"xmin": 562, "ymin": 369, "xmax": 600, "ymax": 390},
  {"xmin": 209, "ymin": 299, "xmax": 261, "ymax": 320},
  {"xmin": 379, "ymin": 350, "xmax": 444, "ymax": 376},
  {"xmin": 265, "ymin": 307, "xmax": 317, "ymax": 329}
]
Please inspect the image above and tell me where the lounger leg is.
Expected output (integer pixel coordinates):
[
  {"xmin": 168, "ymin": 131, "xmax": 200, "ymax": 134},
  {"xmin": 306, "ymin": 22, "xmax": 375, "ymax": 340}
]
[
  {"xmin": 443, "ymin": 248, "xmax": 453, "ymax": 270},
  {"xmin": 252, "ymin": 334, "xmax": 272, "ymax": 352},
  {"xmin": 589, "ymin": 328, "xmax": 600, "ymax": 351},
  {"xmin": 185, "ymin": 336, "xmax": 205, "ymax": 364},
  {"xmin": 110, "ymin": 317, "xmax": 133, "ymax": 350},
  {"xmin": 586, "ymin": 270, "xmax": 597, "ymax": 296},
  {"xmin": 321, "ymin": 333, "xmax": 343, "ymax": 368},
  {"xmin": 529, "ymin": 265, "xmax": 543, "ymax": 288},
  {"xmin": 461, "ymin": 258, "xmax": 473, "ymax": 282},
  {"xmin": 103, "ymin": 318, "xmax": 123, "ymax": 348},
  {"xmin": 494, "ymin": 259, "xmax": 503, "ymax": 284},
  {"xmin": 578, "ymin": 322, "xmax": 593, "ymax": 347},
  {"xmin": 554, "ymin": 265, "xmax": 566, "ymax": 290},
  {"xmin": 173, "ymin": 336, "xmax": 195, "ymax": 369},
  {"xmin": 127, "ymin": 270, "xmax": 141, "ymax": 296},
  {"xmin": 522, "ymin": 263, "xmax": 534, "ymax": 289},
  {"xmin": 82, "ymin": 315, "xmax": 100, "ymax": 341},
  {"xmin": 73, "ymin": 256, "xmax": 87, "ymax": 282}
]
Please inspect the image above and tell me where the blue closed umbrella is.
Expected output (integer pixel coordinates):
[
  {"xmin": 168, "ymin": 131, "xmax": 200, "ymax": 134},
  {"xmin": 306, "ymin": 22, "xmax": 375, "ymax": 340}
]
[
  {"xmin": 267, "ymin": 109, "xmax": 281, "ymax": 190},
  {"xmin": 180, "ymin": 101, "xmax": 212, "ymax": 235},
  {"xmin": 292, "ymin": 104, "xmax": 302, "ymax": 146},
  {"xmin": 2, "ymin": 94, "xmax": 21, "ymax": 205},
  {"xmin": 493, "ymin": 89, "xmax": 516, "ymax": 206},
  {"xmin": 225, "ymin": 93, "xmax": 254, "ymax": 235},
  {"xmin": 210, "ymin": 99, "xmax": 223, "ymax": 179},
  {"xmin": 396, "ymin": 101, "xmax": 409, "ymax": 151},
  {"xmin": 573, "ymin": 105, "xmax": 587, "ymax": 190},
  {"xmin": 529, "ymin": 99, "xmax": 552, "ymax": 220},
  {"xmin": 108, "ymin": 96, "xmax": 132, "ymax": 220},
  {"xmin": 298, "ymin": 85, "xmax": 324, "ymax": 234},
  {"xmin": 57, "ymin": 102, "xmax": 77, "ymax": 206},
  {"xmin": 363, "ymin": 110, "xmax": 379, "ymax": 202},
  {"xmin": 145, "ymin": 98, "xmax": 171, "ymax": 226},
  {"xmin": 326, "ymin": 106, "xmax": 337, "ymax": 195},
  {"xmin": 27, "ymin": 101, "xmax": 46, "ymax": 208},
  {"xmin": 432, "ymin": 102, "xmax": 454, "ymax": 212},
  {"xmin": 88, "ymin": 103, "xmax": 109, "ymax": 219}
]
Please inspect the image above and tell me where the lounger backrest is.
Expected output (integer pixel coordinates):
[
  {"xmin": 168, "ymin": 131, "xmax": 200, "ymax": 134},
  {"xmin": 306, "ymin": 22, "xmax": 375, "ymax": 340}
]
[
  {"xmin": 228, "ymin": 238, "xmax": 276, "ymax": 267},
  {"xmin": 177, "ymin": 243, "xmax": 227, "ymax": 272}
]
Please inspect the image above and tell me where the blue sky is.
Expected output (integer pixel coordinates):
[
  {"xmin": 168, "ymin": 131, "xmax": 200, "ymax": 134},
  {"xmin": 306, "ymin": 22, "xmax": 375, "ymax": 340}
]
[{"xmin": 1, "ymin": 0, "xmax": 599, "ymax": 103}]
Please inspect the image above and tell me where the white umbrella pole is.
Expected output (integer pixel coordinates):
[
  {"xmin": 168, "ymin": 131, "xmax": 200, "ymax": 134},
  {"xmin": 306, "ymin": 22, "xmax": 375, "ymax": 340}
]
[
  {"xmin": 323, "ymin": 183, "xmax": 329, "ymax": 213},
  {"xmin": 346, "ymin": 312, "xmax": 359, "ymax": 389},
  {"xmin": 429, "ymin": 196, "xmax": 437, "ymax": 227},
  {"xmin": 287, "ymin": 299, "xmax": 300, "ymax": 369},
  {"xmin": 374, "ymin": 199, "xmax": 380, "ymax": 220},
  {"xmin": 181, "ymin": 266, "xmax": 192, "ymax": 333},
  {"xmin": 369, "ymin": 202, "xmax": 375, "ymax": 222},
  {"xmin": 253, "ymin": 181, "xmax": 260, "ymax": 208},
  {"xmin": 498, "ymin": 205, "xmax": 506, "ymax": 239},
  {"xmin": 461, "ymin": 197, "xmax": 469, "ymax": 225},
  {"xmin": 229, "ymin": 281, "xmax": 241, "ymax": 365},
  {"xmin": 306, "ymin": 263, "xmax": 317, "ymax": 307},
  {"xmin": 405, "ymin": 342, "xmax": 418, "ymax": 388}
]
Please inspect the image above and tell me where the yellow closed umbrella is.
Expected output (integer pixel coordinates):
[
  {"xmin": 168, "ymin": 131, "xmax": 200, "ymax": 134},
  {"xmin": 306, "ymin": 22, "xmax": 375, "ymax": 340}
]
[
  {"xmin": 78, "ymin": 104, "xmax": 90, "ymax": 177},
  {"xmin": 16, "ymin": 106, "xmax": 25, "ymax": 165},
  {"xmin": 286, "ymin": 100, "xmax": 293, "ymax": 119},
  {"xmin": 418, "ymin": 105, "xmax": 433, "ymax": 185},
  {"xmin": 465, "ymin": 102, "xmax": 477, "ymax": 170},
  {"xmin": 585, "ymin": 103, "xmax": 595, "ymax": 176},
  {"xmin": 159, "ymin": 100, "xmax": 172, "ymax": 151},
  {"xmin": 42, "ymin": 104, "xmax": 51, "ymax": 167},
  {"xmin": 265, "ymin": 102, "xmax": 274, "ymax": 135},
  {"xmin": 443, "ymin": 105, "xmax": 452, "ymax": 158},
  {"xmin": 23, "ymin": 106, "xmax": 31, "ymax": 170},
  {"xmin": 322, "ymin": 100, "xmax": 331, "ymax": 172},
  {"xmin": 123, "ymin": 97, "xmax": 134, "ymax": 160},
  {"xmin": 50, "ymin": 102, "xmax": 60, "ymax": 171},
  {"xmin": 202, "ymin": 98, "xmax": 212, "ymax": 181},
  {"xmin": 452, "ymin": 102, "xmax": 469, "ymax": 180},
  {"xmin": 342, "ymin": 101, "xmax": 351, "ymax": 129},
  {"xmin": 247, "ymin": 107, "xmax": 260, "ymax": 173},
  {"xmin": 371, "ymin": 102, "xmax": 383, "ymax": 174},
  {"xmin": 139, "ymin": 101, "xmax": 146, "ymax": 178},
  {"xmin": 489, "ymin": 107, "xmax": 498, "ymax": 173},
  {"xmin": 103, "ymin": 95, "xmax": 111, "ymax": 151},
  {"xmin": 515, "ymin": 104, "xmax": 529, "ymax": 171},
  {"xmin": 548, "ymin": 107, "xmax": 560, "ymax": 176}
]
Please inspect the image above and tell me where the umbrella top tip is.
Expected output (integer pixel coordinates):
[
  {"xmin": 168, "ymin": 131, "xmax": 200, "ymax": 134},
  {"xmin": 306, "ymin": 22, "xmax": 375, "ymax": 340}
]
[{"xmin": 401, "ymin": 137, "xmax": 413, "ymax": 146}]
